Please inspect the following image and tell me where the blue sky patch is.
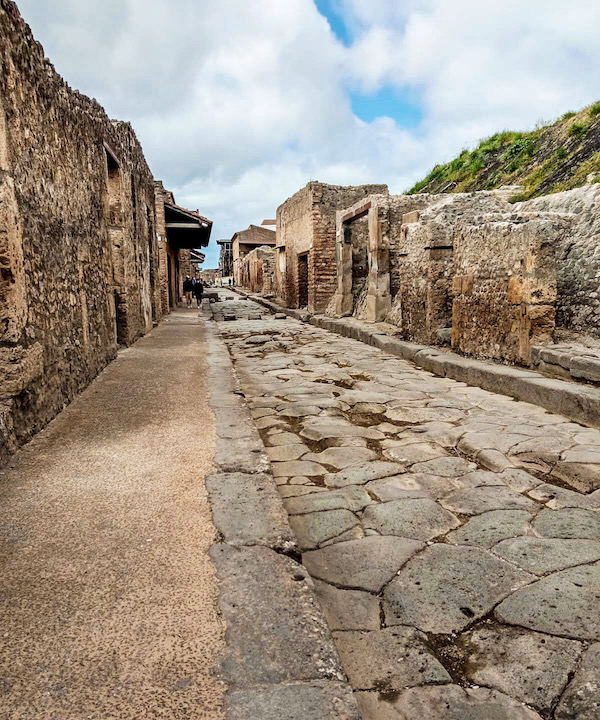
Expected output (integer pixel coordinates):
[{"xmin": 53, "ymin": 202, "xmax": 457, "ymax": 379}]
[
  {"xmin": 350, "ymin": 86, "xmax": 423, "ymax": 128},
  {"xmin": 314, "ymin": 0, "xmax": 352, "ymax": 45}
]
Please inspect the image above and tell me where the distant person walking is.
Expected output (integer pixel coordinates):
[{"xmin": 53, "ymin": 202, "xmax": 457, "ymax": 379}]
[
  {"xmin": 194, "ymin": 279, "xmax": 204, "ymax": 307},
  {"xmin": 183, "ymin": 276, "xmax": 193, "ymax": 308}
]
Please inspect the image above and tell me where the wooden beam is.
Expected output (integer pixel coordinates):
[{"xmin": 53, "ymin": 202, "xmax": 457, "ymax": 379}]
[
  {"xmin": 341, "ymin": 201, "xmax": 371, "ymax": 224},
  {"xmin": 166, "ymin": 222, "xmax": 202, "ymax": 229}
]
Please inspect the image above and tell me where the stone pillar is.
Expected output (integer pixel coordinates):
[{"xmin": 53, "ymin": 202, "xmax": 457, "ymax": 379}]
[
  {"xmin": 366, "ymin": 206, "xmax": 392, "ymax": 322},
  {"xmin": 333, "ymin": 221, "xmax": 353, "ymax": 316},
  {"xmin": 154, "ymin": 181, "xmax": 170, "ymax": 315}
]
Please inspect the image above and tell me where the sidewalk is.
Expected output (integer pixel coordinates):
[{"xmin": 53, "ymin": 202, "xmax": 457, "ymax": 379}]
[{"xmin": 0, "ymin": 309, "xmax": 225, "ymax": 719}]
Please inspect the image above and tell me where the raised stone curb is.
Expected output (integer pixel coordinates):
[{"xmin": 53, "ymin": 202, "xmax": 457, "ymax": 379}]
[
  {"xmin": 234, "ymin": 289, "xmax": 600, "ymax": 429},
  {"xmin": 203, "ymin": 318, "xmax": 360, "ymax": 719}
]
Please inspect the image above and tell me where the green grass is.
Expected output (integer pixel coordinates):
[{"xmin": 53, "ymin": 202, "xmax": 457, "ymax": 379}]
[
  {"xmin": 568, "ymin": 123, "xmax": 587, "ymax": 139},
  {"xmin": 589, "ymin": 102, "xmax": 600, "ymax": 117},
  {"xmin": 556, "ymin": 146, "xmax": 567, "ymax": 159},
  {"xmin": 562, "ymin": 111, "xmax": 576, "ymax": 120}
]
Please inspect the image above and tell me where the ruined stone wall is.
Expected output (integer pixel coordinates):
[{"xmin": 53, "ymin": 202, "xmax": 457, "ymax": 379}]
[
  {"xmin": 452, "ymin": 212, "xmax": 561, "ymax": 363},
  {"xmin": 0, "ymin": 0, "xmax": 159, "ymax": 464},
  {"xmin": 517, "ymin": 184, "xmax": 600, "ymax": 339},
  {"xmin": 277, "ymin": 182, "xmax": 388, "ymax": 313},
  {"xmin": 239, "ymin": 246, "xmax": 275, "ymax": 294}
]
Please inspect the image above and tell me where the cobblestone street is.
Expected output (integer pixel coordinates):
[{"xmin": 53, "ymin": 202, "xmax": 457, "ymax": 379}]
[{"xmin": 212, "ymin": 293, "xmax": 600, "ymax": 720}]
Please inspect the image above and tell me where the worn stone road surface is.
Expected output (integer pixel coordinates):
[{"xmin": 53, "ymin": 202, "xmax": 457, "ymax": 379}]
[
  {"xmin": 0, "ymin": 310, "xmax": 225, "ymax": 719},
  {"xmin": 213, "ymin": 293, "xmax": 600, "ymax": 720}
]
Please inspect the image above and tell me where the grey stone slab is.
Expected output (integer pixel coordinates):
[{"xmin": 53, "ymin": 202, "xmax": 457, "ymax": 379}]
[
  {"xmin": 210, "ymin": 544, "xmax": 343, "ymax": 685},
  {"xmin": 571, "ymin": 355, "xmax": 600, "ymax": 382},
  {"xmin": 256, "ymin": 415, "xmax": 289, "ymax": 430},
  {"xmin": 284, "ymin": 486, "xmax": 371, "ymax": 515},
  {"xmin": 212, "ymin": 405, "xmax": 261, "ymax": 439},
  {"xmin": 225, "ymin": 681, "xmax": 360, "ymax": 720},
  {"xmin": 550, "ymin": 461, "xmax": 600, "ymax": 493},
  {"xmin": 556, "ymin": 643, "xmax": 600, "ymax": 720},
  {"xmin": 464, "ymin": 625, "xmax": 582, "ymax": 713},
  {"xmin": 320, "ymin": 525, "xmax": 364, "ymax": 547},
  {"xmin": 289, "ymin": 509, "xmax": 359, "ymax": 550},
  {"xmin": 446, "ymin": 509, "xmax": 532, "ymax": 548},
  {"xmin": 441, "ymin": 485, "xmax": 537, "ymax": 514},
  {"xmin": 213, "ymin": 434, "xmax": 270, "ymax": 473},
  {"xmin": 495, "ymin": 561, "xmax": 600, "ymax": 640},
  {"xmin": 272, "ymin": 460, "xmax": 327, "ymax": 477},
  {"xmin": 363, "ymin": 498, "xmax": 460, "ymax": 541},
  {"xmin": 302, "ymin": 447, "xmax": 378, "ymax": 470},
  {"xmin": 325, "ymin": 461, "xmax": 405, "ymax": 488},
  {"xmin": 365, "ymin": 474, "xmax": 430, "ymax": 501},
  {"xmin": 410, "ymin": 456, "xmax": 478, "ymax": 477},
  {"xmin": 493, "ymin": 536, "xmax": 600, "ymax": 575},
  {"xmin": 313, "ymin": 580, "xmax": 380, "ymax": 631},
  {"xmin": 300, "ymin": 421, "xmax": 385, "ymax": 442},
  {"xmin": 383, "ymin": 443, "xmax": 447, "ymax": 465},
  {"xmin": 332, "ymin": 628, "xmax": 450, "ymax": 691},
  {"xmin": 384, "ymin": 544, "xmax": 534, "ymax": 633},
  {"xmin": 303, "ymin": 536, "xmax": 424, "ymax": 593},
  {"xmin": 206, "ymin": 472, "xmax": 295, "ymax": 551},
  {"xmin": 356, "ymin": 685, "xmax": 543, "ymax": 720},
  {"xmin": 280, "ymin": 485, "xmax": 328, "ymax": 498},
  {"xmin": 266, "ymin": 444, "xmax": 310, "ymax": 462},
  {"xmin": 267, "ymin": 432, "xmax": 304, "ymax": 446},
  {"xmin": 279, "ymin": 405, "xmax": 322, "ymax": 417},
  {"xmin": 528, "ymin": 483, "xmax": 600, "ymax": 509},
  {"xmin": 499, "ymin": 467, "xmax": 542, "ymax": 492},
  {"xmin": 533, "ymin": 507, "xmax": 600, "ymax": 538}
]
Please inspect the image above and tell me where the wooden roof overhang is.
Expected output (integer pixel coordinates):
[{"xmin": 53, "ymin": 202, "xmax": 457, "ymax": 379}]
[{"xmin": 164, "ymin": 203, "xmax": 212, "ymax": 249}]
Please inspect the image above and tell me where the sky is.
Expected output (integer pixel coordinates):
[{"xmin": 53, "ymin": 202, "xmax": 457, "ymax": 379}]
[{"xmin": 17, "ymin": 0, "xmax": 600, "ymax": 268}]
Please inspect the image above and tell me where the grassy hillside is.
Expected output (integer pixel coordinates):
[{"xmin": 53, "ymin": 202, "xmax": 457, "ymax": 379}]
[{"xmin": 407, "ymin": 102, "xmax": 600, "ymax": 201}]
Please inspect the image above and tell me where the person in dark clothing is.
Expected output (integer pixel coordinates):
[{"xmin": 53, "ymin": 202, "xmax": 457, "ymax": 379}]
[
  {"xmin": 183, "ymin": 276, "xmax": 193, "ymax": 308},
  {"xmin": 194, "ymin": 279, "xmax": 204, "ymax": 307}
]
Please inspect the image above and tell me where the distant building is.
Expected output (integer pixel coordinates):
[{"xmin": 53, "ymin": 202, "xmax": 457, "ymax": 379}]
[
  {"xmin": 217, "ymin": 239, "xmax": 233, "ymax": 279},
  {"xmin": 232, "ymin": 225, "xmax": 276, "ymax": 286}
]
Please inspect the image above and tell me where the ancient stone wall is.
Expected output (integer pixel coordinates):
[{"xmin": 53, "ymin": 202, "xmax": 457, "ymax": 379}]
[
  {"xmin": 0, "ymin": 0, "xmax": 160, "ymax": 464},
  {"xmin": 276, "ymin": 182, "xmax": 388, "ymax": 313},
  {"xmin": 517, "ymin": 183, "xmax": 600, "ymax": 339},
  {"xmin": 238, "ymin": 246, "xmax": 275, "ymax": 294},
  {"xmin": 452, "ymin": 212, "xmax": 561, "ymax": 363}
]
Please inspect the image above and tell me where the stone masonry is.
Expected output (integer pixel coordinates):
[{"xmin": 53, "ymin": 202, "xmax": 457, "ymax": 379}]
[{"xmin": 276, "ymin": 182, "xmax": 388, "ymax": 314}]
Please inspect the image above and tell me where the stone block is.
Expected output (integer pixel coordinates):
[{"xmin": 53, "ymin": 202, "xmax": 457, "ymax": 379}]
[{"xmin": 570, "ymin": 355, "xmax": 600, "ymax": 383}]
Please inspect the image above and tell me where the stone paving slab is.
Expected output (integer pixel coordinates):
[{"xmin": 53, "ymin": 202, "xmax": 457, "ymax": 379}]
[{"xmin": 210, "ymin": 291, "xmax": 600, "ymax": 718}]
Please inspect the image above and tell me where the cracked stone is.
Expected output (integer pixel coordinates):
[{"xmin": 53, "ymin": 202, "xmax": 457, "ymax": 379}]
[
  {"xmin": 550, "ymin": 462, "xmax": 600, "ymax": 494},
  {"xmin": 302, "ymin": 447, "xmax": 378, "ymax": 470},
  {"xmin": 332, "ymin": 627, "xmax": 450, "ymax": 691},
  {"xmin": 464, "ymin": 625, "xmax": 582, "ymax": 714},
  {"xmin": 555, "ymin": 643, "xmax": 600, "ymax": 720},
  {"xmin": 493, "ymin": 536, "xmax": 600, "ymax": 575},
  {"xmin": 533, "ymin": 508, "xmax": 600, "ymax": 539},
  {"xmin": 441, "ymin": 486, "xmax": 537, "ymax": 515},
  {"xmin": 267, "ymin": 432, "xmax": 304, "ymax": 446},
  {"xmin": 528, "ymin": 483, "xmax": 600, "ymax": 510},
  {"xmin": 446, "ymin": 509, "xmax": 532, "ymax": 548},
  {"xmin": 272, "ymin": 461, "xmax": 327, "ymax": 477},
  {"xmin": 383, "ymin": 443, "xmax": 447, "ymax": 465},
  {"xmin": 410, "ymin": 456, "xmax": 477, "ymax": 477},
  {"xmin": 365, "ymin": 474, "xmax": 429, "ymax": 502},
  {"xmin": 313, "ymin": 580, "xmax": 380, "ymax": 631},
  {"xmin": 289, "ymin": 509, "xmax": 359, "ymax": 550},
  {"xmin": 324, "ymin": 461, "xmax": 405, "ymax": 488},
  {"xmin": 495, "ymin": 561, "xmax": 600, "ymax": 640},
  {"xmin": 362, "ymin": 498, "xmax": 460, "ymax": 541},
  {"xmin": 302, "ymin": 536, "xmax": 424, "ymax": 593},
  {"xmin": 284, "ymin": 486, "xmax": 372, "ymax": 515},
  {"xmin": 266, "ymin": 444, "xmax": 310, "ymax": 462},
  {"xmin": 384, "ymin": 544, "xmax": 534, "ymax": 633},
  {"xmin": 356, "ymin": 685, "xmax": 543, "ymax": 720},
  {"xmin": 300, "ymin": 421, "xmax": 385, "ymax": 442}
]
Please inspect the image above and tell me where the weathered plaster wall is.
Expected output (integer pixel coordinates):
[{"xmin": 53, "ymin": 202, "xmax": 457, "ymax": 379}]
[{"xmin": 0, "ymin": 0, "xmax": 160, "ymax": 464}]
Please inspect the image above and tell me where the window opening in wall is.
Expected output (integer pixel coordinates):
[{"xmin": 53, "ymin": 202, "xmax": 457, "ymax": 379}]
[{"xmin": 298, "ymin": 252, "xmax": 309, "ymax": 308}]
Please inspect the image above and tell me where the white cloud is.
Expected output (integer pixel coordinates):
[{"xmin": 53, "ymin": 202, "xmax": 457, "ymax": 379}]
[{"xmin": 16, "ymin": 0, "xmax": 600, "ymax": 266}]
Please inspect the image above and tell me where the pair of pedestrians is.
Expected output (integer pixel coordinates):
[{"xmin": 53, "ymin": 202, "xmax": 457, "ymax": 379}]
[{"xmin": 183, "ymin": 276, "xmax": 204, "ymax": 308}]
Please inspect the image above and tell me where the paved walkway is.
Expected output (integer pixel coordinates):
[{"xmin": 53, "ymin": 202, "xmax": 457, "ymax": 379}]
[
  {"xmin": 213, "ymin": 294, "xmax": 600, "ymax": 720},
  {"xmin": 0, "ymin": 309, "xmax": 225, "ymax": 719}
]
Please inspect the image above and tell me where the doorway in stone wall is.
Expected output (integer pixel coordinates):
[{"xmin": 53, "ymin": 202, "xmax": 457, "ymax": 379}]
[
  {"xmin": 346, "ymin": 213, "xmax": 369, "ymax": 318},
  {"xmin": 297, "ymin": 253, "xmax": 309, "ymax": 308}
]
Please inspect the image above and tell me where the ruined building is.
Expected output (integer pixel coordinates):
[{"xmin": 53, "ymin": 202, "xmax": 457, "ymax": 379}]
[
  {"xmin": 232, "ymin": 224, "xmax": 276, "ymax": 286},
  {"xmin": 331, "ymin": 184, "xmax": 598, "ymax": 368},
  {"xmin": 238, "ymin": 245, "xmax": 276, "ymax": 295},
  {"xmin": 0, "ymin": 0, "xmax": 210, "ymax": 464},
  {"xmin": 275, "ymin": 182, "xmax": 388, "ymax": 313}
]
